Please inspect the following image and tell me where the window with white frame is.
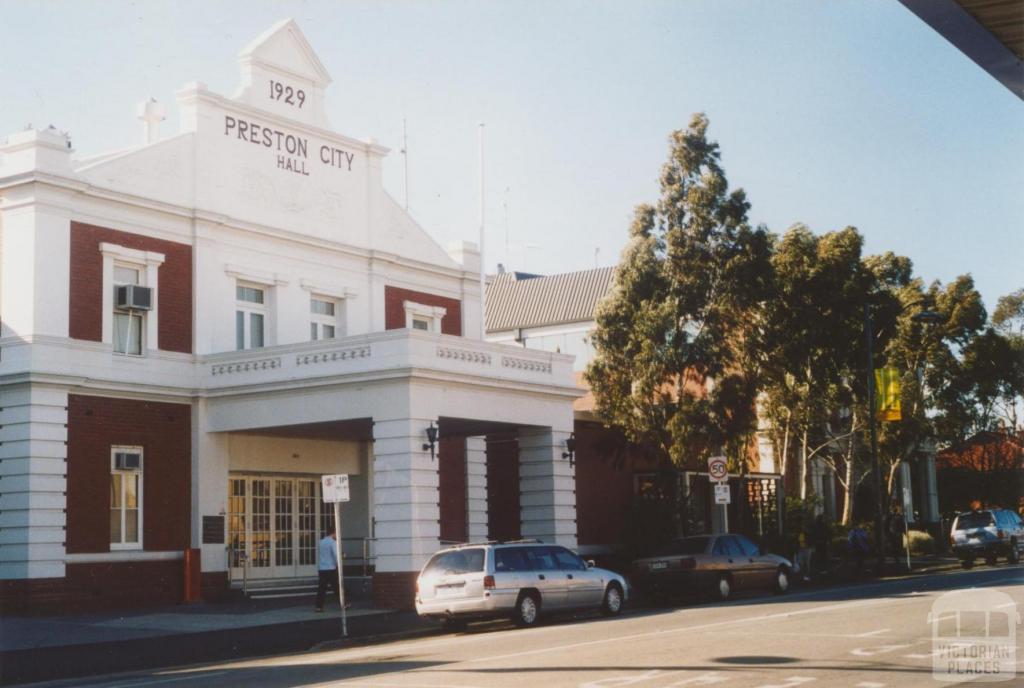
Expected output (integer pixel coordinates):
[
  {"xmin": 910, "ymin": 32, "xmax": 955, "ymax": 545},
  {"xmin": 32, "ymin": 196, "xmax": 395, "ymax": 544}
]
[
  {"xmin": 310, "ymin": 296, "xmax": 338, "ymax": 340},
  {"xmin": 235, "ymin": 283, "xmax": 266, "ymax": 350},
  {"xmin": 113, "ymin": 264, "xmax": 144, "ymax": 355},
  {"xmin": 403, "ymin": 300, "xmax": 446, "ymax": 333},
  {"xmin": 110, "ymin": 446, "xmax": 143, "ymax": 548}
]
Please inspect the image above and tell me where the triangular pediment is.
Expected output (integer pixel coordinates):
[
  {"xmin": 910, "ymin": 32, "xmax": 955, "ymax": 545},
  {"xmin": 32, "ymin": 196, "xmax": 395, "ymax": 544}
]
[{"xmin": 238, "ymin": 18, "xmax": 331, "ymax": 86}]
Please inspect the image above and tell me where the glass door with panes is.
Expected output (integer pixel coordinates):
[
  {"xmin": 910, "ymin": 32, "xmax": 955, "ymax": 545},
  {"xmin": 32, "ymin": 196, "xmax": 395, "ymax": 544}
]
[{"xmin": 228, "ymin": 475, "xmax": 321, "ymax": 580}]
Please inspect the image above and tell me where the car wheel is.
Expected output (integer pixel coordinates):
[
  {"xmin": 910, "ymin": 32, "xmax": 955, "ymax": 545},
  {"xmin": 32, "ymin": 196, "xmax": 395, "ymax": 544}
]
[
  {"xmin": 441, "ymin": 618, "xmax": 467, "ymax": 632},
  {"xmin": 601, "ymin": 583, "xmax": 624, "ymax": 616},
  {"xmin": 961, "ymin": 558, "xmax": 974, "ymax": 569},
  {"xmin": 1008, "ymin": 541, "xmax": 1020, "ymax": 565},
  {"xmin": 513, "ymin": 591, "xmax": 540, "ymax": 627},
  {"xmin": 715, "ymin": 575, "xmax": 732, "ymax": 601},
  {"xmin": 774, "ymin": 567, "xmax": 790, "ymax": 595},
  {"xmin": 986, "ymin": 553, "xmax": 998, "ymax": 566}
]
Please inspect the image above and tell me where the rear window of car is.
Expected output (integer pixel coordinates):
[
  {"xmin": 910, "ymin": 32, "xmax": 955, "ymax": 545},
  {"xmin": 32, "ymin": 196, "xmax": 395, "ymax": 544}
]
[
  {"xmin": 494, "ymin": 547, "xmax": 531, "ymax": 572},
  {"xmin": 654, "ymin": 537, "xmax": 709, "ymax": 556},
  {"xmin": 423, "ymin": 548, "xmax": 485, "ymax": 575},
  {"xmin": 956, "ymin": 512, "xmax": 995, "ymax": 529}
]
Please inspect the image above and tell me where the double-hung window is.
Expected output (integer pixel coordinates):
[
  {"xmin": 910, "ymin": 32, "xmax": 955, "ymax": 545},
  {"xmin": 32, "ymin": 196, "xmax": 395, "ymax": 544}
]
[
  {"xmin": 113, "ymin": 265, "xmax": 143, "ymax": 355},
  {"xmin": 110, "ymin": 446, "xmax": 143, "ymax": 549},
  {"xmin": 236, "ymin": 284, "xmax": 266, "ymax": 350},
  {"xmin": 310, "ymin": 297, "xmax": 337, "ymax": 340}
]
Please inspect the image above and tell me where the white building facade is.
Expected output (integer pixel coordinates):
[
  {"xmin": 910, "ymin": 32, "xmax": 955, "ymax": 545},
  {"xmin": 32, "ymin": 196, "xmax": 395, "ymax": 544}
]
[{"xmin": 0, "ymin": 20, "xmax": 579, "ymax": 611}]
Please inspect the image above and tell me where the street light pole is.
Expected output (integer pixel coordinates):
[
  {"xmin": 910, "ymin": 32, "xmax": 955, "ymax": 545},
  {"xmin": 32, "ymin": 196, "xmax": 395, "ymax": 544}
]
[{"xmin": 864, "ymin": 302, "xmax": 886, "ymax": 576}]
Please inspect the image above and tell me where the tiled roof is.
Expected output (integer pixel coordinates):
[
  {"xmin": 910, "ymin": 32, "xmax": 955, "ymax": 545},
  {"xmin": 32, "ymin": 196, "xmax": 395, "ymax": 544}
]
[{"xmin": 485, "ymin": 266, "xmax": 616, "ymax": 332}]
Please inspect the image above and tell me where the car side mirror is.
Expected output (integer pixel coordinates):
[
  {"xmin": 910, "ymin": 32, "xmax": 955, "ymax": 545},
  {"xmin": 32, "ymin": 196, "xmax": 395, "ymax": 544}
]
[{"xmin": 586, "ymin": 559, "xmax": 595, "ymax": 569}]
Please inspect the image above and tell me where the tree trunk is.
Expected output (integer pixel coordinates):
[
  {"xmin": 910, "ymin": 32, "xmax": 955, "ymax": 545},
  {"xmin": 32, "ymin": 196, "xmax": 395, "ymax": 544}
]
[{"xmin": 799, "ymin": 427, "xmax": 809, "ymax": 501}]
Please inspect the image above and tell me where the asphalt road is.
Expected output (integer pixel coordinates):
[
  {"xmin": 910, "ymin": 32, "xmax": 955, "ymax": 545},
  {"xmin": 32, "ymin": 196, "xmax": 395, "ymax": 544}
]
[{"xmin": 25, "ymin": 566, "xmax": 1024, "ymax": 688}]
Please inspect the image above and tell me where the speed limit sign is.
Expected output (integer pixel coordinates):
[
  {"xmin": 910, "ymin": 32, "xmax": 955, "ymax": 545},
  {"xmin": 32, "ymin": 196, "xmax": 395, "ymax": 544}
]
[{"xmin": 708, "ymin": 456, "xmax": 728, "ymax": 483}]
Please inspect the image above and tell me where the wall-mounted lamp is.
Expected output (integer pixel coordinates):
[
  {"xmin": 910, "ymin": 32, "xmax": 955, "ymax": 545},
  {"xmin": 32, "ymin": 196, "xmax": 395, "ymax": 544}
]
[
  {"xmin": 562, "ymin": 433, "xmax": 577, "ymax": 468},
  {"xmin": 423, "ymin": 422, "xmax": 439, "ymax": 461}
]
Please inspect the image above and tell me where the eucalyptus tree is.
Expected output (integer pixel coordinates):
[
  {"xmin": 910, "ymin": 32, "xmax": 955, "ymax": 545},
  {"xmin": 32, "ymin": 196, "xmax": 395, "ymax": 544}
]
[{"xmin": 586, "ymin": 114, "xmax": 771, "ymax": 531}]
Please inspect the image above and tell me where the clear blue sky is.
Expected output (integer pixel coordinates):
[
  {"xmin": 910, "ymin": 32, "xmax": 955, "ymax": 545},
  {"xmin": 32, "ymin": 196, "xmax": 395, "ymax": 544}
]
[{"xmin": 2, "ymin": 0, "xmax": 1021, "ymax": 312}]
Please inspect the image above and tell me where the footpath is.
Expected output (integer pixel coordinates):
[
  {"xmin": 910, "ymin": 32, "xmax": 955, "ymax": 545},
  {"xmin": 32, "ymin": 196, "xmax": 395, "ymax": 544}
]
[{"xmin": 0, "ymin": 555, "xmax": 966, "ymax": 686}]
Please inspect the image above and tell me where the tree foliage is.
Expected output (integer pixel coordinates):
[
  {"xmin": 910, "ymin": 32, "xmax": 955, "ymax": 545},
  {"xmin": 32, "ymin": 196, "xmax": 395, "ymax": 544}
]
[{"xmin": 586, "ymin": 114, "xmax": 771, "ymax": 471}]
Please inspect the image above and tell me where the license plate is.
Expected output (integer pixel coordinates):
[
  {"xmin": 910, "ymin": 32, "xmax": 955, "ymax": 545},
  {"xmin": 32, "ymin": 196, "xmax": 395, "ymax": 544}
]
[
  {"xmin": 436, "ymin": 584, "xmax": 463, "ymax": 597},
  {"xmin": 650, "ymin": 561, "xmax": 668, "ymax": 570}
]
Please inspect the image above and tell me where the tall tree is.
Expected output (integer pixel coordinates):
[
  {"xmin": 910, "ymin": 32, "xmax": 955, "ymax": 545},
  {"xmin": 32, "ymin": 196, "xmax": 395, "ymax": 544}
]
[{"xmin": 587, "ymin": 114, "xmax": 771, "ymax": 530}]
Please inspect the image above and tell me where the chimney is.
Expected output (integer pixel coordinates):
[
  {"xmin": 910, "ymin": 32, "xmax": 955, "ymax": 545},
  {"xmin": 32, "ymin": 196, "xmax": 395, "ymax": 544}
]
[
  {"xmin": 136, "ymin": 98, "xmax": 165, "ymax": 144},
  {"xmin": 0, "ymin": 125, "xmax": 73, "ymax": 176}
]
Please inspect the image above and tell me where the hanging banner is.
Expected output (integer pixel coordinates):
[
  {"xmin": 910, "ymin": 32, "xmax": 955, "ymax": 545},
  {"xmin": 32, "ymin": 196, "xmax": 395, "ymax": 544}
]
[{"xmin": 875, "ymin": 367, "xmax": 902, "ymax": 422}]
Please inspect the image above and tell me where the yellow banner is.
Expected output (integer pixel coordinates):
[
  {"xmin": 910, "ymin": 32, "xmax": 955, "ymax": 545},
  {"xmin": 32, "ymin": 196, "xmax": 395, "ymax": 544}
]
[{"xmin": 875, "ymin": 367, "xmax": 901, "ymax": 422}]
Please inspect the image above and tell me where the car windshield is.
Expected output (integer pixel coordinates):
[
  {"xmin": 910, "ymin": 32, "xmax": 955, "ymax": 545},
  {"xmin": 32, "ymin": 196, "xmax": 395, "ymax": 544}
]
[
  {"xmin": 654, "ymin": 537, "xmax": 709, "ymax": 557},
  {"xmin": 423, "ymin": 548, "xmax": 485, "ymax": 576},
  {"xmin": 957, "ymin": 512, "xmax": 995, "ymax": 529}
]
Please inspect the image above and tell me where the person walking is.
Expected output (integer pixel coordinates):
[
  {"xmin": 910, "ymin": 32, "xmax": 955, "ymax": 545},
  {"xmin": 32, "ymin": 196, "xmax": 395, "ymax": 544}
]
[
  {"xmin": 315, "ymin": 527, "xmax": 340, "ymax": 612},
  {"xmin": 848, "ymin": 525, "xmax": 869, "ymax": 577}
]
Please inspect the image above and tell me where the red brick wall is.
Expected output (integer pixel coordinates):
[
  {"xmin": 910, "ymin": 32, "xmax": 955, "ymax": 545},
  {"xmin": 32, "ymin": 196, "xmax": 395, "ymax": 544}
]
[
  {"xmin": 486, "ymin": 433, "xmax": 520, "ymax": 542},
  {"xmin": 69, "ymin": 221, "xmax": 193, "ymax": 353},
  {"xmin": 384, "ymin": 286, "xmax": 462, "ymax": 336},
  {"xmin": 66, "ymin": 395, "xmax": 191, "ymax": 554},
  {"xmin": 0, "ymin": 560, "xmax": 183, "ymax": 614},
  {"xmin": 575, "ymin": 422, "xmax": 661, "ymax": 546},
  {"xmin": 372, "ymin": 571, "xmax": 418, "ymax": 610},
  {"xmin": 439, "ymin": 437, "xmax": 467, "ymax": 544}
]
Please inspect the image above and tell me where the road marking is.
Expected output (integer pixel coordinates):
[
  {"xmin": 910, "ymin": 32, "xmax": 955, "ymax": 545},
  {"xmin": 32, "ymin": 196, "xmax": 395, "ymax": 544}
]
[
  {"xmin": 579, "ymin": 669, "xmax": 664, "ymax": 687},
  {"xmin": 854, "ymin": 683, "xmax": 886, "ymax": 687},
  {"xmin": 850, "ymin": 644, "xmax": 912, "ymax": 657},
  {"xmin": 854, "ymin": 628, "xmax": 891, "ymax": 637},
  {"xmin": 754, "ymin": 678, "xmax": 815, "ymax": 688},
  {"xmin": 665, "ymin": 674, "xmax": 730, "ymax": 686}
]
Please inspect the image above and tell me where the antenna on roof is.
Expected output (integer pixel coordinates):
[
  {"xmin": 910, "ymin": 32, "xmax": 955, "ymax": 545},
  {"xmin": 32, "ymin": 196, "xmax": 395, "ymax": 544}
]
[
  {"xmin": 400, "ymin": 118, "xmax": 410, "ymax": 211},
  {"xmin": 478, "ymin": 122, "xmax": 486, "ymax": 339}
]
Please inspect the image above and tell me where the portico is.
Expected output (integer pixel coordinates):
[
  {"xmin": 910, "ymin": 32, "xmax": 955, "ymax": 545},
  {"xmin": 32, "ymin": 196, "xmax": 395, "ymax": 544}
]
[{"xmin": 196, "ymin": 329, "xmax": 579, "ymax": 606}]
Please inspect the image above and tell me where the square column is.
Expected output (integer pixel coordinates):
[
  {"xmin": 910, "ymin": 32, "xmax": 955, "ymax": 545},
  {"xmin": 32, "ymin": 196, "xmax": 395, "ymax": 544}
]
[
  {"xmin": 191, "ymin": 399, "xmax": 230, "ymax": 586},
  {"xmin": 371, "ymin": 417, "xmax": 439, "ymax": 609},
  {"xmin": 465, "ymin": 437, "xmax": 488, "ymax": 541},
  {"xmin": 0, "ymin": 386, "xmax": 68, "ymax": 580},
  {"xmin": 517, "ymin": 427, "xmax": 577, "ymax": 548}
]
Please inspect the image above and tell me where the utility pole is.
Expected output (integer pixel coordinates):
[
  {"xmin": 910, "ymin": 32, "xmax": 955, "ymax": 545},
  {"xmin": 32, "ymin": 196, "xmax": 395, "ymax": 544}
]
[{"xmin": 864, "ymin": 302, "xmax": 886, "ymax": 576}]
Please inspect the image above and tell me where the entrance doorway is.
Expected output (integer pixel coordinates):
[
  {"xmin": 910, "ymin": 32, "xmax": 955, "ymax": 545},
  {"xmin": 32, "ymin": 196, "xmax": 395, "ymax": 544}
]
[{"xmin": 228, "ymin": 475, "xmax": 325, "ymax": 580}]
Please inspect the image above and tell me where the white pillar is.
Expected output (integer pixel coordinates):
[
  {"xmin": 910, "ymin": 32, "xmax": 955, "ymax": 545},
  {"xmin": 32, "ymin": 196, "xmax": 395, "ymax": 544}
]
[
  {"xmin": 517, "ymin": 427, "xmax": 577, "ymax": 547},
  {"xmin": 191, "ymin": 398, "xmax": 230, "ymax": 574},
  {"xmin": 466, "ymin": 437, "xmax": 488, "ymax": 541},
  {"xmin": 371, "ymin": 418, "xmax": 440, "ymax": 573},
  {"xmin": 0, "ymin": 385, "xmax": 68, "ymax": 579}
]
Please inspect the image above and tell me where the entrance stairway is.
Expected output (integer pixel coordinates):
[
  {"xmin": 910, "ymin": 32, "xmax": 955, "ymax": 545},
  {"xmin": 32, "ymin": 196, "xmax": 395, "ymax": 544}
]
[{"xmin": 233, "ymin": 576, "xmax": 373, "ymax": 601}]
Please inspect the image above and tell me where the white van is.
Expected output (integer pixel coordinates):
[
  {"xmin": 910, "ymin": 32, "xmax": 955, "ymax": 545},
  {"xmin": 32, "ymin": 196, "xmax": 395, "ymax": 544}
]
[{"xmin": 415, "ymin": 541, "xmax": 628, "ymax": 629}]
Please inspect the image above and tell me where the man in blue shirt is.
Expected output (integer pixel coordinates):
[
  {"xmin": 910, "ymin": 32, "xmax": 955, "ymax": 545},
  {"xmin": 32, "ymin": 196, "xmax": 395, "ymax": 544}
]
[{"xmin": 315, "ymin": 527, "xmax": 339, "ymax": 612}]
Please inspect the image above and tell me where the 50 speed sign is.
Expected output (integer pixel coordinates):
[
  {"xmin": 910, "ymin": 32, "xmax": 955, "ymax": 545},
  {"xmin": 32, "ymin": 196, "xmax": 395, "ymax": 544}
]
[{"xmin": 708, "ymin": 456, "xmax": 728, "ymax": 483}]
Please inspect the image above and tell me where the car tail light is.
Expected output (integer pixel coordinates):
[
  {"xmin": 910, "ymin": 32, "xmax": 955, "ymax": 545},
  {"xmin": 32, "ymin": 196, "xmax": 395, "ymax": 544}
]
[
  {"xmin": 484, "ymin": 575, "xmax": 495, "ymax": 590},
  {"xmin": 949, "ymin": 534, "xmax": 955, "ymax": 546},
  {"xmin": 998, "ymin": 529, "xmax": 1005, "ymax": 539},
  {"xmin": 679, "ymin": 558, "xmax": 696, "ymax": 570}
]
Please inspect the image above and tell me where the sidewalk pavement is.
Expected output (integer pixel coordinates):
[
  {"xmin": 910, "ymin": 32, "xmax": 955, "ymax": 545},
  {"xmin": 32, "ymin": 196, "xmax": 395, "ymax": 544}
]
[{"xmin": 0, "ymin": 596, "xmax": 439, "ymax": 685}]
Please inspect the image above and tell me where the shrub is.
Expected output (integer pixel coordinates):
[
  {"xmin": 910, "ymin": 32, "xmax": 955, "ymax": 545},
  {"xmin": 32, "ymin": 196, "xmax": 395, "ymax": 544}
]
[{"xmin": 905, "ymin": 529, "xmax": 935, "ymax": 556}]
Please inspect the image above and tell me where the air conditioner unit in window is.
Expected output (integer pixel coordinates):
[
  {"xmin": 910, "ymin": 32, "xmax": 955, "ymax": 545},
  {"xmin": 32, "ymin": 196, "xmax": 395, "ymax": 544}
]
[
  {"xmin": 114, "ymin": 285, "xmax": 153, "ymax": 310},
  {"xmin": 115, "ymin": 452, "xmax": 141, "ymax": 470}
]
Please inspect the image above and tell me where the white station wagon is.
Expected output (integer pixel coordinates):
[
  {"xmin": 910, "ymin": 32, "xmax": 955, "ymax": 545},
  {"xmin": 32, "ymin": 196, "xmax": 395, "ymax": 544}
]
[{"xmin": 415, "ymin": 541, "xmax": 628, "ymax": 629}]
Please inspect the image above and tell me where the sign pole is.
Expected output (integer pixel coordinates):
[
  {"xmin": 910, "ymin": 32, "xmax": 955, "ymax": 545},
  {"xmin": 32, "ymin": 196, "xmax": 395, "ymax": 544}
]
[
  {"xmin": 334, "ymin": 501, "xmax": 347, "ymax": 638},
  {"xmin": 722, "ymin": 502, "xmax": 729, "ymax": 534}
]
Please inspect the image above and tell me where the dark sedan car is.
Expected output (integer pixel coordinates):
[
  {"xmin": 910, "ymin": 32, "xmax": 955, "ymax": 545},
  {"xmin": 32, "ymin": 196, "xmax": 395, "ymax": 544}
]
[{"xmin": 631, "ymin": 534, "xmax": 793, "ymax": 601}]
